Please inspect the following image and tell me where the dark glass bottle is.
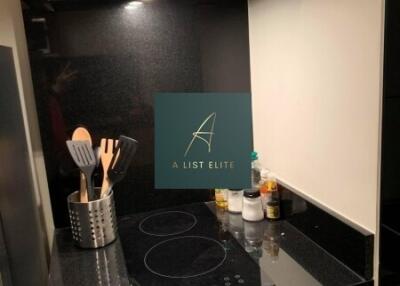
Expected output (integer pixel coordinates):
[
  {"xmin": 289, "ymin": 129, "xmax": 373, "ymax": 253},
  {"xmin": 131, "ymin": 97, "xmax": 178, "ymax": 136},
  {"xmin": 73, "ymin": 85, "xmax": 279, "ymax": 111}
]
[{"xmin": 266, "ymin": 191, "xmax": 280, "ymax": 220}]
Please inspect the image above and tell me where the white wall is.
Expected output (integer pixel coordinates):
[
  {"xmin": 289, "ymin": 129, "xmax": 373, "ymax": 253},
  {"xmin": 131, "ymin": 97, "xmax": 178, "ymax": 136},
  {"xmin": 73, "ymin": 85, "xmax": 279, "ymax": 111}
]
[
  {"xmin": 249, "ymin": 0, "xmax": 383, "ymax": 232},
  {"xmin": 0, "ymin": 0, "xmax": 54, "ymax": 247},
  {"xmin": 248, "ymin": 1, "xmax": 384, "ymax": 281},
  {"xmin": 248, "ymin": 0, "xmax": 384, "ymax": 281}
]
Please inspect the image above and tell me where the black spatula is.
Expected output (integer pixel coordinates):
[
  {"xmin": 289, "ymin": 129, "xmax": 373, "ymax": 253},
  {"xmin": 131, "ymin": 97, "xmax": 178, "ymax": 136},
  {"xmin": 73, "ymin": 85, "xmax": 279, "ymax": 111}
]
[
  {"xmin": 66, "ymin": 140, "xmax": 96, "ymax": 201},
  {"xmin": 107, "ymin": 135, "xmax": 138, "ymax": 194}
]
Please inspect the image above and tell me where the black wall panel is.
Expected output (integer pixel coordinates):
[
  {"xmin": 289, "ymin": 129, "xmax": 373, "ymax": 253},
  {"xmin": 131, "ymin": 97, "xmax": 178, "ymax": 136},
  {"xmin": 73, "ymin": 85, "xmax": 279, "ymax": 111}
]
[{"xmin": 23, "ymin": 0, "xmax": 251, "ymax": 227}]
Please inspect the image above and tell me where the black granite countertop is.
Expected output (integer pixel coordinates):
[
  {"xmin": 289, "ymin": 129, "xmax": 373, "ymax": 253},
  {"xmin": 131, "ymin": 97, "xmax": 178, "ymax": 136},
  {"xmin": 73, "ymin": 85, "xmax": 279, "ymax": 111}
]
[{"xmin": 48, "ymin": 202, "xmax": 372, "ymax": 286}]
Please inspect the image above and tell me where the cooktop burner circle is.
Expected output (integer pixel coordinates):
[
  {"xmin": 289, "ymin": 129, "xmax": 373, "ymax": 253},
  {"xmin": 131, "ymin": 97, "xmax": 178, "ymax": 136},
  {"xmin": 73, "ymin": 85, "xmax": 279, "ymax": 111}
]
[
  {"xmin": 144, "ymin": 236, "xmax": 227, "ymax": 279},
  {"xmin": 139, "ymin": 211, "xmax": 197, "ymax": 236}
]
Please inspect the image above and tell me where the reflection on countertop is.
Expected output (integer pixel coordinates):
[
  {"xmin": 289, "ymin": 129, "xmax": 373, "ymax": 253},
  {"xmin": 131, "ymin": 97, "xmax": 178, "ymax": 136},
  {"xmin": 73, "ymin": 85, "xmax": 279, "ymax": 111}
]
[
  {"xmin": 210, "ymin": 205, "xmax": 365, "ymax": 286},
  {"xmin": 49, "ymin": 229, "xmax": 132, "ymax": 286},
  {"xmin": 49, "ymin": 202, "xmax": 371, "ymax": 286}
]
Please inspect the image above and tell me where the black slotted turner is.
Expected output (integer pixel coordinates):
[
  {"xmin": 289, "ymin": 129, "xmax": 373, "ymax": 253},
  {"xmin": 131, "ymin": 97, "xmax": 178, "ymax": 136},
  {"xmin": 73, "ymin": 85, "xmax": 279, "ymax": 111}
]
[
  {"xmin": 107, "ymin": 135, "xmax": 138, "ymax": 194},
  {"xmin": 66, "ymin": 140, "xmax": 96, "ymax": 201}
]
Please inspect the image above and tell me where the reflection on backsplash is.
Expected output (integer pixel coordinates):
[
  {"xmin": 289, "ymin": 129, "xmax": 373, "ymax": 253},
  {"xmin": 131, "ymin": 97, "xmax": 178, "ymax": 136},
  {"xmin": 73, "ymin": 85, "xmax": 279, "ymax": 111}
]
[
  {"xmin": 279, "ymin": 184, "xmax": 373, "ymax": 280},
  {"xmin": 22, "ymin": 0, "xmax": 251, "ymax": 226}
]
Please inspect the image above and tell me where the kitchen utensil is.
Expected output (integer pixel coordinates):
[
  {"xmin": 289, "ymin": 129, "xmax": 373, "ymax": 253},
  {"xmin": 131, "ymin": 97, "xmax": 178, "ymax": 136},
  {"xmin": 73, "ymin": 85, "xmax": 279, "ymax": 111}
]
[
  {"xmin": 66, "ymin": 140, "xmax": 96, "ymax": 201},
  {"xmin": 100, "ymin": 138, "xmax": 118, "ymax": 198},
  {"xmin": 68, "ymin": 188, "xmax": 117, "ymax": 248},
  {"xmin": 107, "ymin": 135, "xmax": 138, "ymax": 194},
  {"xmin": 94, "ymin": 146, "xmax": 101, "ymax": 168},
  {"xmin": 71, "ymin": 127, "xmax": 92, "ymax": 202}
]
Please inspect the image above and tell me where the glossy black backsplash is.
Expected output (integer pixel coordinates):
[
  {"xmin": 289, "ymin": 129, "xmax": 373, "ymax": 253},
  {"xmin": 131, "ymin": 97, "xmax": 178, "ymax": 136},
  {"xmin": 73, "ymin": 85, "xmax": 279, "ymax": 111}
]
[
  {"xmin": 23, "ymin": 0, "xmax": 251, "ymax": 227},
  {"xmin": 279, "ymin": 184, "xmax": 373, "ymax": 281}
]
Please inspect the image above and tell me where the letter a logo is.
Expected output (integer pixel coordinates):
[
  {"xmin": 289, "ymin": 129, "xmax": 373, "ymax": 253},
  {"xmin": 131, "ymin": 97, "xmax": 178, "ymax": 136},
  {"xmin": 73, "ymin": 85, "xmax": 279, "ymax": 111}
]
[{"xmin": 184, "ymin": 112, "xmax": 216, "ymax": 157}]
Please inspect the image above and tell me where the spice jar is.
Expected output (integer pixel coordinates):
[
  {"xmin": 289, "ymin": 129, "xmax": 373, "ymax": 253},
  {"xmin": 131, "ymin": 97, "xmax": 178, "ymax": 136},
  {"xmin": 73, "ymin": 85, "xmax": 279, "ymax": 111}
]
[
  {"xmin": 242, "ymin": 189, "xmax": 264, "ymax": 222},
  {"xmin": 228, "ymin": 189, "xmax": 243, "ymax": 213},
  {"xmin": 266, "ymin": 199, "xmax": 280, "ymax": 220},
  {"xmin": 215, "ymin": 189, "xmax": 228, "ymax": 209}
]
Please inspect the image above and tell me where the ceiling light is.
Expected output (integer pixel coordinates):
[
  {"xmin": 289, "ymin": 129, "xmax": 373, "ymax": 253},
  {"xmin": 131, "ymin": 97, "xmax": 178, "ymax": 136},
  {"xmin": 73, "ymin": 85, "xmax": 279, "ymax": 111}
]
[{"xmin": 125, "ymin": 1, "xmax": 143, "ymax": 10}]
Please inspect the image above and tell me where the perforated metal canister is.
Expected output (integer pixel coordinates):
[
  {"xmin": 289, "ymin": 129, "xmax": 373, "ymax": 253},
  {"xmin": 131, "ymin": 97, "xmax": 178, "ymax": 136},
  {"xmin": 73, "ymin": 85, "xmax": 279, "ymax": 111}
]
[{"xmin": 67, "ymin": 188, "xmax": 117, "ymax": 248}]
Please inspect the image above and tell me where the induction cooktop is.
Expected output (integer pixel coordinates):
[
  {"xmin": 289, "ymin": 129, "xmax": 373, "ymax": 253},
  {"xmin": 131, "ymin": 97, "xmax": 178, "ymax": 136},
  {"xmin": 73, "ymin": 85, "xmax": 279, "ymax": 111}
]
[{"xmin": 118, "ymin": 203, "xmax": 275, "ymax": 286}]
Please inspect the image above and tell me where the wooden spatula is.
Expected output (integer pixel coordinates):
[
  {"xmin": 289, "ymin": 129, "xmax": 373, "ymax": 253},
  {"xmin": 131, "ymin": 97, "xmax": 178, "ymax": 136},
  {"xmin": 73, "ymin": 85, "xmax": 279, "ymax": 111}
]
[
  {"xmin": 100, "ymin": 138, "xmax": 118, "ymax": 198},
  {"xmin": 72, "ymin": 127, "xmax": 92, "ymax": 202}
]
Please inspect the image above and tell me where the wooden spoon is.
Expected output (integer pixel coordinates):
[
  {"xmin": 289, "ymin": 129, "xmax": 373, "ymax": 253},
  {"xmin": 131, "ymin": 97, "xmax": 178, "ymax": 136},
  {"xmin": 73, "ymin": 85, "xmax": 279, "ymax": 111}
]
[{"xmin": 72, "ymin": 127, "xmax": 92, "ymax": 202}]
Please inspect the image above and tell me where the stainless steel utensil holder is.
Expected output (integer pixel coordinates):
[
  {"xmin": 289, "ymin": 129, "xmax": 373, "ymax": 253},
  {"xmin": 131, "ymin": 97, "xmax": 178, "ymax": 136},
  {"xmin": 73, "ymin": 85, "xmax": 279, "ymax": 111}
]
[{"xmin": 67, "ymin": 188, "xmax": 117, "ymax": 248}]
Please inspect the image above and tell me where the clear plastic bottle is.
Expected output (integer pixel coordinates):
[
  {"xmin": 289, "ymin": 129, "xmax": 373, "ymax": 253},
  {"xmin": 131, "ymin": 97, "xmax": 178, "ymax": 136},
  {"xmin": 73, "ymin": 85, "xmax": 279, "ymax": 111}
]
[
  {"xmin": 260, "ymin": 172, "xmax": 277, "ymax": 195},
  {"xmin": 251, "ymin": 151, "xmax": 262, "ymax": 188},
  {"xmin": 259, "ymin": 169, "xmax": 271, "ymax": 213}
]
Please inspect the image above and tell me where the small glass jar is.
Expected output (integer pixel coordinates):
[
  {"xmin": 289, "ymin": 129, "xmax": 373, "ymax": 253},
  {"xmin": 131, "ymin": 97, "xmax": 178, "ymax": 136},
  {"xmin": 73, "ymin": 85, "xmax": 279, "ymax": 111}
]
[
  {"xmin": 227, "ymin": 189, "xmax": 244, "ymax": 213},
  {"xmin": 242, "ymin": 189, "xmax": 264, "ymax": 222},
  {"xmin": 215, "ymin": 189, "xmax": 228, "ymax": 209},
  {"xmin": 266, "ymin": 199, "xmax": 280, "ymax": 220}
]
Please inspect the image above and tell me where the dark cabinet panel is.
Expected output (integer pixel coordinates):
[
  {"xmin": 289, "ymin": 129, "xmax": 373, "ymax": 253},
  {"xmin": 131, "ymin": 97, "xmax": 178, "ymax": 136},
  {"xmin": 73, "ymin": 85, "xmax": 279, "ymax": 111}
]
[
  {"xmin": 0, "ymin": 46, "xmax": 47, "ymax": 286},
  {"xmin": 381, "ymin": 97, "xmax": 400, "ymax": 206},
  {"xmin": 384, "ymin": 0, "xmax": 400, "ymax": 98},
  {"xmin": 381, "ymin": 0, "xmax": 400, "ymax": 281},
  {"xmin": 380, "ymin": 97, "xmax": 400, "ymax": 281}
]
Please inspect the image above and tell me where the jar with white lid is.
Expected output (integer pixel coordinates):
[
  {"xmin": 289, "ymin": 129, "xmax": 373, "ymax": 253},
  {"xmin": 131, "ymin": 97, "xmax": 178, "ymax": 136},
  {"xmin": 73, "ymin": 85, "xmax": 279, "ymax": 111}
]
[
  {"xmin": 242, "ymin": 189, "xmax": 264, "ymax": 222},
  {"xmin": 227, "ymin": 189, "xmax": 243, "ymax": 213}
]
